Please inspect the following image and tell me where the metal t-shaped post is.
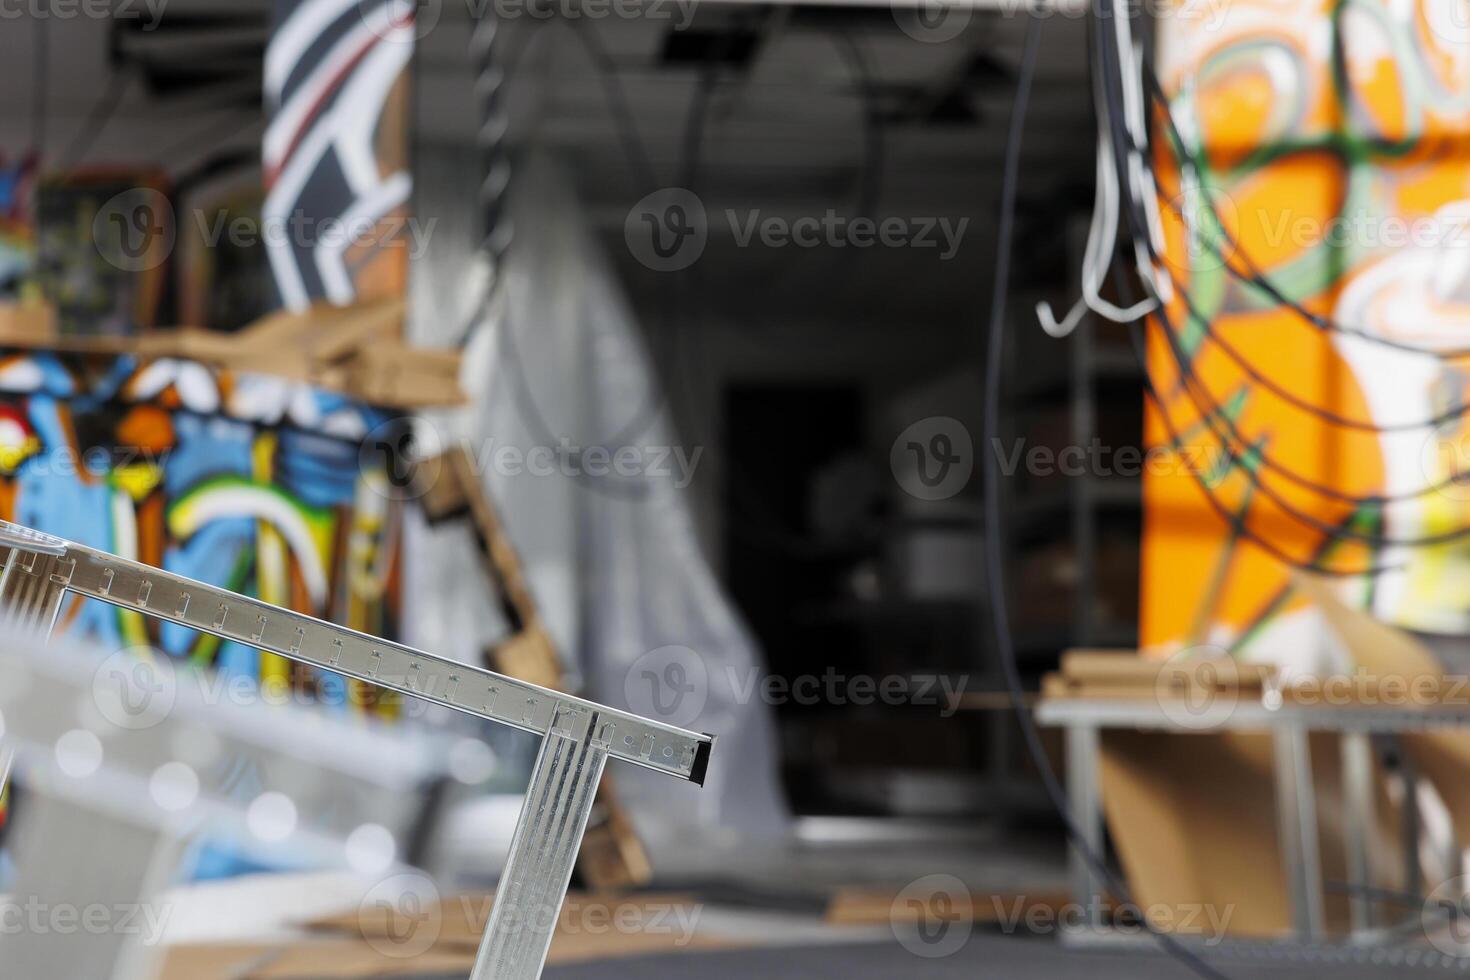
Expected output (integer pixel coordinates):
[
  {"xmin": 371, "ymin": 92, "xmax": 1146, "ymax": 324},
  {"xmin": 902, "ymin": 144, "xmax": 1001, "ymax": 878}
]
[{"xmin": 0, "ymin": 520, "xmax": 713, "ymax": 980}]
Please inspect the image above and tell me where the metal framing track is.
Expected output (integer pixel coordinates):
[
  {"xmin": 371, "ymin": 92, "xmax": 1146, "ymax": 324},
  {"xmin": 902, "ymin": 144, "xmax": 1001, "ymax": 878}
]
[{"xmin": 0, "ymin": 521, "xmax": 713, "ymax": 980}]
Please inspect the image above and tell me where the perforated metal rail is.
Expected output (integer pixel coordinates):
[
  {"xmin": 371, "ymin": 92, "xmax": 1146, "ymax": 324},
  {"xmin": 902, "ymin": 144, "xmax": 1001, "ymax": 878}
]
[{"xmin": 0, "ymin": 520, "xmax": 714, "ymax": 980}]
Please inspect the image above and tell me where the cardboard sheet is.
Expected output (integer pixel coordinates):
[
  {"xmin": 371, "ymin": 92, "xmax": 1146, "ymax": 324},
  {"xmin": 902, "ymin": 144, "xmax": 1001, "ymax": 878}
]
[{"xmin": 1297, "ymin": 573, "xmax": 1470, "ymax": 845}]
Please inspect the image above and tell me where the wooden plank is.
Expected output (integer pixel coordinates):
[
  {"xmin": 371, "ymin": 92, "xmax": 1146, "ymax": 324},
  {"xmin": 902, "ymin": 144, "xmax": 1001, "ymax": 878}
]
[
  {"xmin": 420, "ymin": 448, "xmax": 655, "ymax": 891},
  {"xmin": 0, "ymin": 300, "xmax": 464, "ymax": 409}
]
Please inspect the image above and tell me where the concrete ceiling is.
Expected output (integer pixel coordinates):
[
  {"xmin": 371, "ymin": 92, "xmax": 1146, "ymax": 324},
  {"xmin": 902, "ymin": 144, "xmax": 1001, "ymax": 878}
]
[
  {"xmin": 0, "ymin": 2, "xmax": 1100, "ymax": 342},
  {"xmin": 0, "ymin": 2, "xmax": 1096, "ymax": 201}
]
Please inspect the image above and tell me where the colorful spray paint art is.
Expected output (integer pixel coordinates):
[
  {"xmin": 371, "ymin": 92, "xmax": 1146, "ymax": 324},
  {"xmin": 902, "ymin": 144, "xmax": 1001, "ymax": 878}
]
[{"xmin": 1144, "ymin": 1, "xmax": 1470, "ymax": 658}]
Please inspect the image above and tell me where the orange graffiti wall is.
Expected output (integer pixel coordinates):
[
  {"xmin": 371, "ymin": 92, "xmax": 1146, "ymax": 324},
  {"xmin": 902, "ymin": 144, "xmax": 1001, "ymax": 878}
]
[{"xmin": 1143, "ymin": 0, "xmax": 1470, "ymax": 658}]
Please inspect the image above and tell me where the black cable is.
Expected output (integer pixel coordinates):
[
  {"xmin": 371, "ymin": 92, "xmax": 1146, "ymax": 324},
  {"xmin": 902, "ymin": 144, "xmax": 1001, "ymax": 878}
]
[
  {"xmin": 156, "ymin": 112, "xmax": 264, "ymax": 170},
  {"xmin": 989, "ymin": 15, "xmax": 1230, "ymax": 980},
  {"xmin": 1121, "ymin": 290, "xmax": 1470, "ymax": 517},
  {"xmin": 1083, "ymin": 14, "xmax": 1470, "ymax": 445},
  {"xmin": 1090, "ymin": 3, "xmax": 1412, "ymax": 569},
  {"xmin": 461, "ymin": 16, "xmax": 662, "ymax": 499},
  {"xmin": 449, "ymin": 15, "xmax": 551, "ymax": 353},
  {"xmin": 56, "ymin": 73, "xmax": 133, "ymax": 173},
  {"xmin": 31, "ymin": 16, "xmax": 49, "ymax": 157},
  {"xmin": 1142, "ymin": 65, "xmax": 1470, "ymax": 363},
  {"xmin": 469, "ymin": 2, "xmax": 513, "ymax": 281},
  {"xmin": 679, "ymin": 18, "xmax": 886, "ymax": 287},
  {"xmin": 1125, "ymin": 152, "xmax": 1470, "ymax": 537},
  {"xmin": 1128, "ymin": 169, "xmax": 1470, "ymax": 527},
  {"xmin": 1129, "ymin": 301, "xmax": 1394, "ymax": 572},
  {"xmin": 557, "ymin": 15, "xmax": 677, "ymax": 457},
  {"xmin": 1104, "ymin": 32, "xmax": 1470, "ymax": 552},
  {"xmin": 1151, "ymin": 244, "xmax": 1470, "ymax": 434},
  {"xmin": 832, "ymin": 29, "xmax": 885, "ymax": 227},
  {"xmin": 1140, "ymin": 125, "xmax": 1470, "ymax": 433},
  {"xmin": 475, "ymin": 16, "xmax": 887, "ymax": 502},
  {"xmin": 1087, "ymin": 7, "xmax": 1470, "ymax": 543},
  {"xmin": 1147, "ymin": 312, "xmax": 1470, "ymax": 507},
  {"xmin": 1100, "ymin": 59, "xmax": 1470, "ymax": 433},
  {"xmin": 1136, "ymin": 303, "xmax": 1418, "ymax": 555},
  {"xmin": 567, "ymin": 18, "xmax": 658, "ymax": 192}
]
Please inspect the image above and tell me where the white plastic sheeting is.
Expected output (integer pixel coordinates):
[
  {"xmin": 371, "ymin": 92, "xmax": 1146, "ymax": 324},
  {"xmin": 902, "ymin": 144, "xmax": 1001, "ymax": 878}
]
[{"xmin": 406, "ymin": 150, "xmax": 789, "ymax": 847}]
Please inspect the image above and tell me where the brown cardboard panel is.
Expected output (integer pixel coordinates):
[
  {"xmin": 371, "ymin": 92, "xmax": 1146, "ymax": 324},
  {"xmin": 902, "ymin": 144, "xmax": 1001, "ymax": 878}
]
[
  {"xmin": 166, "ymin": 897, "xmax": 727, "ymax": 978},
  {"xmin": 491, "ymin": 630, "xmax": 564, "ymax": 692},
  {"xmin": 1046, "ymin": 649, "xmax": 1273, "ymax": 702},
  {"xmin": 0, "ymin": 302, "xmax": 58, "ymax": 342},
  {"xmin": 1292, "ymin": 574, "xmax": 1441, "ymax": 680},
  {"xmin": 1100, "ymin": 729, "xmax": 1292, "ymax": 938},
  {"xmin": 1100, "ymin": 727, "xmax": 1405, "ymax": 939},
  {"xmin": 415, "ymin": 452, "xmax": 471, "ymax": 522},
  {"xmin": 576, "ymin": 795, "xmax": 655, "ymax": 891},
  {"xmin": 415, "ymin": 446, "xmax": 653, "ymax": 892},
  {"xmin": 1296, "ymin": 573, "xmax": 1470, "ymax": 845},
  {"xmin": 1062, "ymin": 649, "xmax": 1272, "ymax": 688},
  {"xmin": 1053, "ymin": 617, "xmax": 1425, "ymax": 940},
  {"xmin": 161, "ymin": 941, "xmax": 474, "ymax": 979},
  {"xmin": 158, "ymin": 944, "xmax": 283, "ymax": 979},
  {"xmin": 1061, "ymin": 650, "xmax": 1173, "ymax": 686},
  {"xmin": 826, "ymin": 886, "xmax": 1073, "ymax": 926},
  {"xmin": 306, "ymin": 892, "xmax": 718, "ymax": 960},
  {"xmin": 0, "ymin": 298, "xmax": 463, "ymax": 409},
  {"xmin": 249, "ymin": 943, "xmax": 475, "ymax": 978}
]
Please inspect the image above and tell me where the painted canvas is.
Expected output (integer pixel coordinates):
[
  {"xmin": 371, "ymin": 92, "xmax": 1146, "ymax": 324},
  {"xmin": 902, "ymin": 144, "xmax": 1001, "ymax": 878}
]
[{"xmin": 1143, "ymin": 0, "xmax": 1470, "ymax": 661}]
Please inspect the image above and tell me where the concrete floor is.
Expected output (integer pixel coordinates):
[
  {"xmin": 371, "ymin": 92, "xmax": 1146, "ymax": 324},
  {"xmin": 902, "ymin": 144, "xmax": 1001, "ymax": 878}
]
[
  {"xmin": 540, "ymin": 936, "xmax": 1427, "ymax": 980},
  {"xmin": 653, "ymin": 816, "xmax": 1067, "ymax": 897}
]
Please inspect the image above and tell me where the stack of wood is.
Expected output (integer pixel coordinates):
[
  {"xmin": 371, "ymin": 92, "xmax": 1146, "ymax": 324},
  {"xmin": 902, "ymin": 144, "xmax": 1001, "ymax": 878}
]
[
  {"xmin": 0, "ymin": 297, "xmax": 462, "ymax": 409},
  {"xmin": 1042, "ymin": 649, "xmax": 1276, "ymax": 703},
  {"xmin": 418, "ymin": 446, "xmax": 653, "ymax": 892},
  {"xmin": 1042, "ymin": 634, "xmax": 1410, "ymax": 939},
  {"xmin": 159, "ymin": 891, "xmax": 722, "ymax": 979}
]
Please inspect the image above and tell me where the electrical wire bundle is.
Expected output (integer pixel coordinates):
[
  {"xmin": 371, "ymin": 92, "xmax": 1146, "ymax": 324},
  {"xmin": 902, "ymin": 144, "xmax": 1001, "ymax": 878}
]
[
  {"xmin": 985, "ymin": 1, "xmax": 1470, "ymax": 975},
  {"xmin": 1068, "ymin": 0, "xmax": 1470, "ymax": 579},
  {"xmin": 460, "ymin": 11, "xmax": 887, "ymax": 509},
  {"xmin": 984, "ymin": 10, "xmax": 1234, "ymax": 979}
]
